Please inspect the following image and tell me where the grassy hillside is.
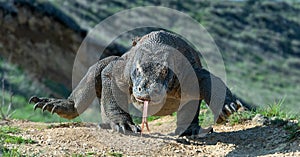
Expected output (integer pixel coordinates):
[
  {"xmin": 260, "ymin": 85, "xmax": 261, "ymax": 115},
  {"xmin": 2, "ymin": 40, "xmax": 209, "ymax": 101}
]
[{"xmin": 203, "ymin": 1, "xmax": 300, "ymax": 114}]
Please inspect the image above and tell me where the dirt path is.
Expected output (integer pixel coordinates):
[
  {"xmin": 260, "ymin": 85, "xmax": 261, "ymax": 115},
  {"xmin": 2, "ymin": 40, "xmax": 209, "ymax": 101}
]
[{"xmin": 2, "ymin": 116, "xmax": 300, "ymax": 156}]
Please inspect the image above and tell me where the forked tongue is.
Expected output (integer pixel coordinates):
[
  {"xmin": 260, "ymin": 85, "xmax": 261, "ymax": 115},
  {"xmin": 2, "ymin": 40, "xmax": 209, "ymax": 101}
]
[{"xmin": 141, "ymin": 101, "xmax": 150, "ymax": 135}]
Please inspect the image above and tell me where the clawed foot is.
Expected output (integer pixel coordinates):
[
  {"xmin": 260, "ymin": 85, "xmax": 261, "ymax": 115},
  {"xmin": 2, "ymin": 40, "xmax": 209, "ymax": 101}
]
[
  {"xmin": 216, "ymin": 99, "xmax": 244, "ymax": 123},
  {"xmin": 109, "ymin": 120, "xmax": 141, "ymax": 134},
  {"xmin": 29, "ymin": 96, "xmax": 79, "ymax": 119},
  {"xmin": 175, "ymin": 124, "xmax": 213, "ymax": 137}
]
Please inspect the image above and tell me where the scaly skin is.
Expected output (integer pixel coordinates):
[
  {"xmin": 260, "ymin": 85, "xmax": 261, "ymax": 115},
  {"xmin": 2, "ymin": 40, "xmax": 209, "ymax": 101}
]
[{"xmin": 30, "ymin": 30, "xmax": 244, "ymax": 136}]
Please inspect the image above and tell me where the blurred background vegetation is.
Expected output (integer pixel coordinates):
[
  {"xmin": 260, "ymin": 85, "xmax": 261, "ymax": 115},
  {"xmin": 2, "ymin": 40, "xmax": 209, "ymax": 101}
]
[{"xmin": 0, "ymin": 0, "xmax": 299, "ymax": 122}]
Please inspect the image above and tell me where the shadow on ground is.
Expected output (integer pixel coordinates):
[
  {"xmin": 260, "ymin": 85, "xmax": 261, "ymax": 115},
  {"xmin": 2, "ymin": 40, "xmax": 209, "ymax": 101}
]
[{"xmin": 174, "ymin": 124, "xmax": 300, "ymax": 156}]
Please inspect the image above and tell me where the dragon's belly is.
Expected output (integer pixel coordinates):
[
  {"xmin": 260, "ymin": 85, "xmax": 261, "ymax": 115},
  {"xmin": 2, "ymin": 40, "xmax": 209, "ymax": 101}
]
[{"xmin": 153, "ymin": 98, "xmax": 180, "ymax": 116}]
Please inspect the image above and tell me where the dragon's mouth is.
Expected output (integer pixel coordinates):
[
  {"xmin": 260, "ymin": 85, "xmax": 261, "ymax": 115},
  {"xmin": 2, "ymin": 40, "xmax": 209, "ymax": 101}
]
[
  {"xmin": 135, "ymin": 97, "xmax": 147, "ymax": 103},
  {"xmin": 133, "ymin": 96, "xmax": 162, "ymax": 106}
]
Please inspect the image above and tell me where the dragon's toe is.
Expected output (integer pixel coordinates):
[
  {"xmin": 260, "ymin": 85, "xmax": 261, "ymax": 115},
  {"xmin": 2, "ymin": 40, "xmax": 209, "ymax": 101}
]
[{"xmin": 109, "ymin": 120, "xmax": 141, "ymax": 134}]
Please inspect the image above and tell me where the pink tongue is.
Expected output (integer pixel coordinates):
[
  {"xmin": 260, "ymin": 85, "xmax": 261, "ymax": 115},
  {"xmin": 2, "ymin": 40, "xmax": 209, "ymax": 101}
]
[
  {"xmin": 143, "ymin": 101, "xmax": 149, "ymax": 119},
  {"xmin": 141, "ymin": 101, "xmax": 150, "ymax": 134}
]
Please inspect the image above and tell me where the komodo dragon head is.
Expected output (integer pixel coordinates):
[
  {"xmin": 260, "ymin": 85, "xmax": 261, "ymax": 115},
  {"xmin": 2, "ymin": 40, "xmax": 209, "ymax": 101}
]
[
  {"xmin": 130, "ymin": 58, "xmax": 172, "ymax": 111},
  {"xmin": 129, "ymin": 44, "xmax": 177, "ymax": 132}
]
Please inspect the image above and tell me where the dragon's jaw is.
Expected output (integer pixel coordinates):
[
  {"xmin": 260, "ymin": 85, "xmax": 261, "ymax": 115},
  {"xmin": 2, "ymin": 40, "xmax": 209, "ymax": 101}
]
[{"xmin": 132, "ymin": 94, "xmax": 165, "ymax": 107}]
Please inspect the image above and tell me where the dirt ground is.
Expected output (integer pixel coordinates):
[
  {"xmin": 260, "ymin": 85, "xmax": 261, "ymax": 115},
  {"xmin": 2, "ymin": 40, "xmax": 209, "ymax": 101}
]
[{"xmin": 2, "ymin": 115, "xmax": 300, "ymax": 156}]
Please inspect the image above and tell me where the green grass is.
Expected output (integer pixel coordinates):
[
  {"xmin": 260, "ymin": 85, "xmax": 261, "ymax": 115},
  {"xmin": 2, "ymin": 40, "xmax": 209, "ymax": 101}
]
[
  {"xmin": 0, "ymin": 126, "xmax": 35, "ymax": 144},
  {"xmin": 257, "ymin": 98, "xmax": 289, "ymax": 119},
  {"xmin": 147, "ymin": 116, "xmax": 160, "ymax": 122},
  {"xmin": 199, "ymin": 102, "xmax": 215, "ymax": 127},
  {"xmin": 226, "ymin": 99, "xmax": 300, "ymax": 140},
  {"xmin": 133, "ymin": 115, "xmax": 161, "ymax": 124},
  {"xmin": 228, "ymin": 111, "xmax": 255, "ymax": 126},
  {"xmin": 228, "ymin": 98, "xmax": 299, "ymax": 125},
  {"xmin": 1, "ymin": 148, "xmax": 22, "ymax": 157},
  {"xmin": 0, "ymin": 126, "xmax": 21, "ymax": 134},
  {"xmin": 0, "ymin": 126, "xmax": 35, "ymax": 156},
  {"xmin": 155, "ymin": 122, "xmax": 163, "ymax": 126},
  {"xmin": 2, "ymin": 135, "xmax": 35, "ymax": 145}
]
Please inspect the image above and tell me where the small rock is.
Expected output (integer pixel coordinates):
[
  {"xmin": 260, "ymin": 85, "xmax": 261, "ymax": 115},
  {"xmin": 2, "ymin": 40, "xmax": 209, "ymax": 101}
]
[
  {"xmin": 46, "ymin": 139, "xmax": 52, "ymax": 145},
  {"xmin": 270, "ymin": 117, "xmax": 278, "ymax": 121},
  {"xmin": 252, "ymin": 114, "xmax": 269, "ymax": 125},
  {"xmin": 174, "ymin": 149, "xmax": 180, "ymax": 153}
]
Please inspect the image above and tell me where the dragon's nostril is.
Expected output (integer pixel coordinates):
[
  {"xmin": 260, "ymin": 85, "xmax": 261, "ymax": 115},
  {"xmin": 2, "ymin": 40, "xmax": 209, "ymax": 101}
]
[{"xmin": 138, "ymin": 87, "xmax": 142, "ymax": 92}]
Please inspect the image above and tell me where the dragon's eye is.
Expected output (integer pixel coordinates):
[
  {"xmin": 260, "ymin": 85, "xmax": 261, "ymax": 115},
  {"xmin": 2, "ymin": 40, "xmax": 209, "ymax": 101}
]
[{"xmin": 160, "ymin": 67, "xmax": 168, "ymax": 78}]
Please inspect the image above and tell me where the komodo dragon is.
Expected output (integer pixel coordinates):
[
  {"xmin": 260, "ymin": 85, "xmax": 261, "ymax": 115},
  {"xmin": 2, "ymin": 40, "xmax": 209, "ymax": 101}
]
[{"xmin": 29, "ymin": 30, "xmax": 243, "ymax": 136}]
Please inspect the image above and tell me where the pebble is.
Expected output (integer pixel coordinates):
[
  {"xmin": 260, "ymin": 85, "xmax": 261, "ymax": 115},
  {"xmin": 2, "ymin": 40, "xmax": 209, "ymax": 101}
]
[
  {"xmin": 174, "ymin": 149, "xmax": 180, "ymax": 153},
  {"xmin": 252, "ymin": 114, "xmax": 269, "ymax": 125},
  {"xmin": 46, "ymin": 139, "xmax": 52, "ymax": 145}
]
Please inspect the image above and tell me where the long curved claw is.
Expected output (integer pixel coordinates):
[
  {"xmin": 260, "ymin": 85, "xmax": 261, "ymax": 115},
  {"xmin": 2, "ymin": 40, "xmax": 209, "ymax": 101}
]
[
  {"xmin": 42, "ymin": 101, "xmax": 57, "ymax": 112},
  {"xmin": 126, "ymin": 120, "xmax": 141, "ymax": 133},
  {"xmin": 42, "ymin": 104, "xmax": 48, "ymax": 112},
  {"xmin": 217, "ymin": 99, "xmax": 245, "ymax": 124},
  {"xmin": 236, "ymin": 99, "xmax": 243, "ymax": 108},
  {"xmin": 33, "ymin": 102, "xmax": 43, "ymax": 111},
  {"xmin": 120, "ymin": 125, "xmax": 126, "ymax": 134},
  {"xmin": 110, "ymin": 123, "xmax": 120, "ymax": 132},
  {"xmin": 29, "ymin": 96, "xmax": 40, "ymax": 104},
  {"xmin": 108, "ymin": 121, "xmax": 141, "ymax": 134},
  {"xmin": 229, "ymin": 102, "xmax": 237, "ymax": 112},
  {"xmin": 224, "ymin": 104, "xmax": 233, "ymax": 116},
  {"xmin": 50, "ymin": 105, "xmax": 57, "ymax": 115},
  {"xmin": 128, "ymin": 123, "xmax": 141, "ymax": 133}
]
